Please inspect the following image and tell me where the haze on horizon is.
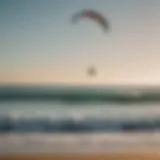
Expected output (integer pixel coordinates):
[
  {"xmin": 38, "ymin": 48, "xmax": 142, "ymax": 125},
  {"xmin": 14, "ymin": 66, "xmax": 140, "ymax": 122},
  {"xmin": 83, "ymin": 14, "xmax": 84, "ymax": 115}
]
[{"xmin": 1, "ymin": 0, "xmax": 160, "ymax": 85}]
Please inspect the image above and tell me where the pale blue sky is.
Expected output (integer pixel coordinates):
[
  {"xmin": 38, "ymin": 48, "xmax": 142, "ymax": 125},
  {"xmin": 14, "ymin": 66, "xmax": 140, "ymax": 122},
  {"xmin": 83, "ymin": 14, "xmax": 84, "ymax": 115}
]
[{"xmin": 1, "ymin": 0, "xmax": 160, "ymax": 84}]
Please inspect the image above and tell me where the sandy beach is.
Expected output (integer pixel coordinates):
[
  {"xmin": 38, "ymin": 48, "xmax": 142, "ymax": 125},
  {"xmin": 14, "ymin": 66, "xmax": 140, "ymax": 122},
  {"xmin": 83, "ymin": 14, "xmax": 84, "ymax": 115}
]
[{"xmin": 1, "ymin": 150, "xmax": 160, "ymax": 160}]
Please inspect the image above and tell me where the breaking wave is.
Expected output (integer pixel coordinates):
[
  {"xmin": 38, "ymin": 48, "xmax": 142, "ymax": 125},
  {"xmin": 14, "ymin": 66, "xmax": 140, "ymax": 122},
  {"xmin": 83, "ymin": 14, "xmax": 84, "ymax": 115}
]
[{"xmin": 0, "ymin": 113, "xmax": 160, "ymax": 133}]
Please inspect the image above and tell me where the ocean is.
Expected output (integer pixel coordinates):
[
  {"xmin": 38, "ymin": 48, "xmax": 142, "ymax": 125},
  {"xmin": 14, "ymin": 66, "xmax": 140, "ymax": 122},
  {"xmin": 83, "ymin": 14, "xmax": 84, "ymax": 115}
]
[{"xmin": 0, "ymin": 85, "xmax": 160, "ymax": 154}]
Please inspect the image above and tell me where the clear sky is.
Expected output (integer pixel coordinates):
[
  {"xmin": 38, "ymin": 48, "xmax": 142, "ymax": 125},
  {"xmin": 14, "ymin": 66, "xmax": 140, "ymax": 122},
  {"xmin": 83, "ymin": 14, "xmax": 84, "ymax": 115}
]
[{"xmin": 1, "ymin": 0, "xmax": 160, "ymax": 85}]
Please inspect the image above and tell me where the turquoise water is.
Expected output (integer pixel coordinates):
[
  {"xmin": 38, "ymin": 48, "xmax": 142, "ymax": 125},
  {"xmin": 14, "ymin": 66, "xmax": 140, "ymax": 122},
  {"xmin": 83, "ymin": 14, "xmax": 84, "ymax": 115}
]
[
  {"xmin": 0, "ymin": 86, "xmax": 160, "ymax": 154},
  {"xmin": 1, "ymin": 85, "xmax": 160, "ymax": 103},
  {"xmin": 0, "ymin": 85, "xmax": 160, "ymax": 132}
]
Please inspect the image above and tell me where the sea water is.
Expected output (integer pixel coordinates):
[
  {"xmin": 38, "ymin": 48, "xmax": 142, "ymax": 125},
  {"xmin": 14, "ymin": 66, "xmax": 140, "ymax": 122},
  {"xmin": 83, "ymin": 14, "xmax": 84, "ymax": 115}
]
[{"xmin": 0, "ymin": 85, "xmax": 160, "ymax": 154}]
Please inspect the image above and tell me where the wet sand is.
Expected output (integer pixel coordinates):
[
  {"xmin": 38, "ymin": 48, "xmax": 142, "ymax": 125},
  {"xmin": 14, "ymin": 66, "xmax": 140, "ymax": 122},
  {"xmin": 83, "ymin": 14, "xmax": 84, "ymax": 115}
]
[{"xmin": 1, "ymin": 150, "xmax": 160, "ymax": 160}]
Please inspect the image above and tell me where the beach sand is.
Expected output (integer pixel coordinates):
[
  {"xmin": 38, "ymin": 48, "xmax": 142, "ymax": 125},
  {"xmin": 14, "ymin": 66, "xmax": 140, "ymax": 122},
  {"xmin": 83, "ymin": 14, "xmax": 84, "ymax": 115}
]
[{"xmin": 1, "ymin": 150, "xmax": 160, "ymax": 160}]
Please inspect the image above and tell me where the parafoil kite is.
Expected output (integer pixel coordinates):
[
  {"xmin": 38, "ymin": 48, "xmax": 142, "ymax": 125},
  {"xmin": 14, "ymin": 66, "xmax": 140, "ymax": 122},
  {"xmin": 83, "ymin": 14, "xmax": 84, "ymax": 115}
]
[{"xmin": 72, "ymin": 9, "xmax": 110, "ymax": 32}]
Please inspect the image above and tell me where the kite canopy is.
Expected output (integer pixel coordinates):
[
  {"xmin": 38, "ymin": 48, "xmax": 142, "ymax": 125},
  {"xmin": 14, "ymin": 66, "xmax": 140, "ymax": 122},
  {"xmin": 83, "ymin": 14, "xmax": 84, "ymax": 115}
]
[{"xmin": 72, "ymin": 9, "xmax": 110, "ymax": 32}]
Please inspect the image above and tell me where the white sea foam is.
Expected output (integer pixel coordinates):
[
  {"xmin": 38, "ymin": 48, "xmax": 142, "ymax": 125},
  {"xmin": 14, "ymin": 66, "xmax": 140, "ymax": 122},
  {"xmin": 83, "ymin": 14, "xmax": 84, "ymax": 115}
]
[
  {"xmin": 2, "ymin": 104, "xmax": 160, "ymax": 122},
  {"xmin": 0, "ymin": 132, "xmax": 160, "ymax": 154}
]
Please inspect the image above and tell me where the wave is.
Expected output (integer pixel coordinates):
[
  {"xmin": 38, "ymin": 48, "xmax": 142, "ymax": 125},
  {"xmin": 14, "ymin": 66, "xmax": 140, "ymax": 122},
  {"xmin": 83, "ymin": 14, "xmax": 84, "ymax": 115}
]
[
  {"xmin": 0, "ymin": 115, "xmax": 160, "ymax": 133},
  {"xmin": 1, "ymin": 85, "xmax": 160, "ymax": 103}
]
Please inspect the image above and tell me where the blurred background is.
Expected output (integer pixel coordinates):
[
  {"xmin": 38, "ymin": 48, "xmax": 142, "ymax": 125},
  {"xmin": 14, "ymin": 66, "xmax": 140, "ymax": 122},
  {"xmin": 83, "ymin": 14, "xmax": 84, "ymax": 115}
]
[{"xmin": 0, "ymin": 0, "xmax": 160, "ymax": 157}]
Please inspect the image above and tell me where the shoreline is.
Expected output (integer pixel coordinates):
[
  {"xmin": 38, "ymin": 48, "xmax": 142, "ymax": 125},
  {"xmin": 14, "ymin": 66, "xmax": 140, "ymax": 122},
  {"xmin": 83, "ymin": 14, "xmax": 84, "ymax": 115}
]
[
  {"xmin": 0, "ymin": 132, "xmax": 160, "ymax": 154},
  {"xmin": 1, "ymin": 150, "xmax": 160, "ymax": 160}
]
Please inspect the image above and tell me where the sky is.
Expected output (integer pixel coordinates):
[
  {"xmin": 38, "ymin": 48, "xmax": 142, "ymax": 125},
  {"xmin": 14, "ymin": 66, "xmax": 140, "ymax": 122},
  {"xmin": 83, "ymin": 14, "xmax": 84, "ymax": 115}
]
[{"xmin": 1, "ymin": 0, "xmax": 160, "ymax": 85}]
